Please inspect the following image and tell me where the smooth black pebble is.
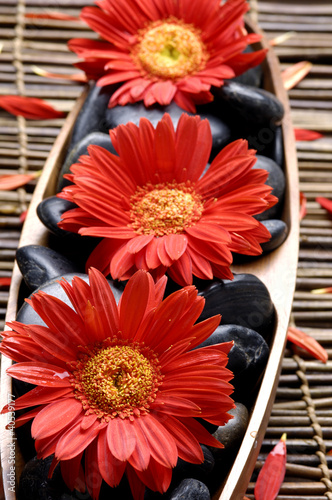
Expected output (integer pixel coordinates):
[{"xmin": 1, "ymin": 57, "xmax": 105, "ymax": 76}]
[
  {"xmin": 197, "ymin": 274, "xmax": 275, "ymax": 338},
  {"xmin": 254, "ymin": 154, "xmax": 286, "ymax": 220},
  {"xmin": 57, "ymin": 131, "xmax": 116, "ymax": 191},
  {"xmin": 261, "ymin": 219, "xmax": 288, "ymax": 252},
  {"xmin": 16, "ymin": 244, "xmax": 81, "ymax": 291}
]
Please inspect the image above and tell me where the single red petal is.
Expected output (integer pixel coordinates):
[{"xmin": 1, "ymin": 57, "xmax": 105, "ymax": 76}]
[
  {"xmin": 254, "ymin": 434, "xmax": 287, "ymax": 500},
  {"xmin": 0, "ymin": 173, "xmax": 38, "ymax": 191},
  {"xmin": 97, "ymin": 428, "xmax": 127, "ymax": 487},
  {"xmin": 0, "ymin": 277, "xmax": 11, "ymax": 287},
  {"xmin": 294, "ymin": 128, "xmax": 324, "ymax": 141},
  {"xmin": 134, "ymin": 455, "xmax": 172, "ymax": 494},
  {"xmin": 164, "ymin": 234, "xmax": 188, "ymax": 261},
  {"xmin": 25, "ymin": 11, "xmax": 80, "ymax": 20},
  {"xmin": 0, "ymin": 95, "xmax": 65, "ymax": 119},
  {"xmin": 316, "ymin": 196, "xmax": 332, "ymax": 214},
  {"xmin": 287, "ymin": 326, "xmax": 328, "ymax": 363},
  {"xmin": 31, "ymin": 398, "xmax": 83, "ymax": 440},
  {"xmin": 119, "ymin": 269, "xmax": 155, "ymax": 339},
  {"xmin": 7, "ymin": 362, "xmax": 70, "ymax": 387},
  {"xmin": 88, "ymin": 267, "xmax": 120, "ymax": 335},
  {"xmin": 2, "ymin": 386, "xmax": 71, "ymax": 412},
  {"xmin": 106, "ymin": 417, "xmax": 137, "ymax": 462},
  {"xmin": 282, "ymin": 61, "xmax": 312, "ymax": 90},
  {"xmin": 300, "ymin": 192, "xmax": 307, "ymax": 220}
]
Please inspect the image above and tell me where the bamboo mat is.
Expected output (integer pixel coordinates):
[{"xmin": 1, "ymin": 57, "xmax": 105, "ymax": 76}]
[{"xmin": 1, "ymin": 0, "xmax": 332, "ymax": 499}]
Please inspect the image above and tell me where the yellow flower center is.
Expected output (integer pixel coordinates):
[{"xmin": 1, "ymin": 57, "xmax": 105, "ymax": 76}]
[
  {"xmin": 70, "ymin": 340, "xmax": 162, "ymax": 420},
  {"xmin": 130, "ymin": 182, "xmax": 204, "ymax": 236},
  {"xmin": 133, "ymin": 19, "xmax": 207, "ymax": 80}
]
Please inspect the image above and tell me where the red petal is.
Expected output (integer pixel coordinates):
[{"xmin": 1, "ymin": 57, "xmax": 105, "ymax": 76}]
[
  {"xmin": 316, "ymin": 196, "xmax": 332, "ymax": 214},
  {"xmin": 88, "ymin": 267, "xmax": 120, "ymax": 335},
  {"xmin": 7, "ymin": 362, "xmax": 70, "ymax": 387},
  {"xmin": 0, "ymin": 173, "xmax": 38, "ymax": 191},
  {"xmin": 134, "ymin": 414, "xmax": 178, "ymax": 468},
  {"xmin": 106, "ymin": 417, "xmax": 137, "ymax": 462},
  {"xmin": 254, "ymin": 434, "xmax": 287, "ymax": 500},
  {"xmin": 282, "ymin": 61, "xmax": 312, "ymax": 90},
  {"xmin": 164, "ymin": 234, "xmax": 188, "ymax": 261},
  {"xmin": 97, "ymin": 428, "xmax": 127, "ymax": 487},
  {"xmin": 287, "ymin": 326, "xmax": 328, "ymax": 363},
  {"xmin": 0, "ymin": 95, "xmax": 65, "ymax": 119},
  {"xmin": 294, "ymin": 128, "xmax": 324, "ymax": 141},
  {"xmin": 55, "ymin": 420, "xmax": 104, "ymax": 460},
  {"xmin": 119, "ymin": 269, "xmax": 155, "ymax": 339},
  {"xmin": 31, "ymin": 398, "xmax": 83, "ymax": 439}
]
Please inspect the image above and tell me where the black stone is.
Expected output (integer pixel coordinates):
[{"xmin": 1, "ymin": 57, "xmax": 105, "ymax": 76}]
[
  {"xmin": 105, "ymin": 101, "xmax": 232, "ymax": 159},
  {"xmin": 213, "ymin": 80, "xmax": 284, "ymax": 126},
  {"xmin": 16, "ymin": 245, "xmax": 81, "ymax": 291},
  {"xmin": 210, "ymin": 403, "xmax": 249, "ymax": 457},
  {"xmin": 268, "ymin": 125, "xmax": 284, "ymax": 167},
  {"xmin": 37, "ymin": 196, "xmax": 77, "ymax": 237},
  {"xmin": 197, "ymin": 324, "xmax": 270, "ymax": 402},
  {"xmin": 197, "ymin": 274, "xmax": 275, "ymax": 337},
  {"xmin": 18, "ymin": 455, "xmax": 74, "ymax": 500},
  {"xmin": 57, "ymin": 131, "xmax": 116, "ymax": 191},
  {"xmin": 67, "ymin": 82, "xmax": 114, "ymax": 156},
  {"xmin": 172, "ymin": 445, "xmax": 215, "ymax": 485},
  {"xmin": 168, "ymin": 479, "xmax": 210, "ymax": 500},
  {"xmin": 36, "ymin": 196, "xmax": 100, "ymax": 266},
  {"xmin": 261, "ymin": 219, "xmax": 288, "ymax": 253},
  {"xmin": 253, "ymin": 155, "xmax": 286, "ymax": 220},
  {"xmin": 16, "ymin": 273, "xmax": 124, "ymax": 327}
]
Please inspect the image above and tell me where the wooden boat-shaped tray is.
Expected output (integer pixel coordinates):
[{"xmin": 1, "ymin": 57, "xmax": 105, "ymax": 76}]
[{"xmin": 0, "ymin": 17, "xmax": 299, "ymax": 500}]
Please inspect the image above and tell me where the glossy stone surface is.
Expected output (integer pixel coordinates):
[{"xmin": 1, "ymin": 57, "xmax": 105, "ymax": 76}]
[
  {"xmin": 57, "ymin": 131, "xmax": 116, "ymax": 191},
  {"xmin": 210, "ymin": 403, "xmax": 249, "ymax": 457},
  {"xmin": 254, "ymin": 154, "xmax": 286, "ymax": 220},
  {"xmin": 197, "ymin": 274, "xmax": 275, "ymax": 338},
  {"xmin": 67, "ymin": 83, "xmax": 114, "ymax": 154},
  {"xmin": 197, "ymin": 324, "xmax": 269, "ymax": 402},
  {"xmin": 105, "ymin": 101, "xmax": 232, "ymax": 159},
  {"xmin": 16, "ymin": 244, "xmax": 81, "ymax": 291},
  {"xmin": 36, "ymin": 196, "xmax": 99, "ymax": 266},
  {"xmin": 18, "ymin": 456, "xmax": 74, "ymax": 500},
  {"xmin": 37, "ymin": 196, "xmax": 77, "ymax": 237},
  {"xmin": 168, "ymin": 479, "xmax": 211, "ymax": 500},
  {"xmin": 261, "ymin": 219, "xmax": 288, "ymax": 252},
  {"xmin": 213, "ymin": 80, "xmax": 284, "ymax": 125}
]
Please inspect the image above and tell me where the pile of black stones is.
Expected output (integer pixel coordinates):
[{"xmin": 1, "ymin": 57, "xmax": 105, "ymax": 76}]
[{"xmin": 15, "ymin": 59, "xmax": 287, "ymax": 500}]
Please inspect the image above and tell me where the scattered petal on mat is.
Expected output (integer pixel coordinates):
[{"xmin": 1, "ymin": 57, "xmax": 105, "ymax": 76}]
[
  {"xmin": 32, "ymin": 65, "xmax": 87, "ymax": 82},
  {"xmin": 287, "ymin": 326, "xmax": 328, "ymax": 363},
  {"xmin": 294, "ymin": 128, "xmax": 324, "ymax": 141},
  {"xmin": 299, "ymin": 192, "xmax": 307, "ymax": 221},
  {"xmin": 0, "ymin": 277, "xmax": 11, "ymax": 287},
  {"xmin": 269, "ymin": 31, "xmax": 296, "ymax": 47},
  {"xmin": 311, "ymin": 287, "xmax": 332, "ymax": 294},
  {"xmin": 25, "ymin": 12, "xmax": 80, "ymax": 21},
  {"xmin": 0, "ymin": 172, "xmax": 41, "ymax": 191},
  {"xmin": 20, "ymin": 210, "xmax": 28, "ymax": 223},
  {"xmin": 316, "ymin": 197, "xmax": 332, "ymax": 214},
  {"xmin": 254, "ymin": 433, "xmax": 287, "ymax": 500},
  {"xmin": 281, "ymin": 61, "xmax": 312, "ymax": 90},
  {"xmin": 0, "ymin": 95, "xmax": 65, "ymax": 119}
]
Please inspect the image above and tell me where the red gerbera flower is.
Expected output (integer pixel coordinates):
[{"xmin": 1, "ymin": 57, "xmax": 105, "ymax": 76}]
[
  {"xmin": 1, "ymin": 268, "xmax": 235, "ymax": 499},
  {"xmin": 68, "ymin": 0, "xmax": 267, "ymax": 112},
  {"xmin": 58, "ymin": 114, "xmax": 277, "ymax": 286}
]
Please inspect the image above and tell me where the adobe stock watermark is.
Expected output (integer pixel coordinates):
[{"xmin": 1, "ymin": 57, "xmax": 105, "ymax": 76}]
[{"xmin": 6, "ymin": 393, "xmax": 16, "ymax": 494}]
